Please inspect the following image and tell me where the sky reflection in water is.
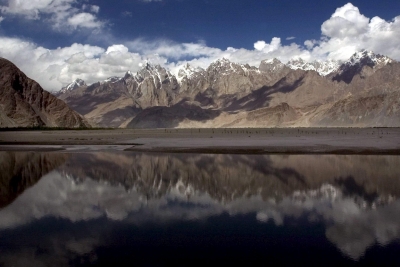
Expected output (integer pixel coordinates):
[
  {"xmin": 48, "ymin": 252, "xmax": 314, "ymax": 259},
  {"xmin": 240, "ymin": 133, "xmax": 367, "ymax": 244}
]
[{"xmin": 0, "ymin": 151, "xmax": 400, "ymax": 266}]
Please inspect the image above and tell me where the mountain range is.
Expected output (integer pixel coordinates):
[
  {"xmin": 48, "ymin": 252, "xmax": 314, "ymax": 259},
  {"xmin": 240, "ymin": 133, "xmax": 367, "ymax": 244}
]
[
  {"xmin": 53, "ymin": 50, "xmax": 400, "ymax": 128},
  {"xmin": 1, "ymin": 50, "xmax": 399, "ymax": 128}
]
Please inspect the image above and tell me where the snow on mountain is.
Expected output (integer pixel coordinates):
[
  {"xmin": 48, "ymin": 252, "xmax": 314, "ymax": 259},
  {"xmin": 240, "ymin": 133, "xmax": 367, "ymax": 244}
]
[
  {"xmin": 259, "ymin": 58, "xmax": 286, "ymax": 72},
  {"xmin": 176, "ymin": 58, "xmax": 260, "ymax": 89},
  {"xmin": 60, "ymin": 78, "xmax": 86, "ymax": 93},
  {"xmin": 287, "ymin": 58, "xmax": 340, "ymax": 76},
  {"xmin": 133, "ymin": 63, "xmax": 176, "ymax": 85},
  {"xmin": 177, "ymin": 63, "xmax": 205, "ymax": 82},
  {"xmin": 336, "ymin": 50, "xmax": 393, "ymax": 75},
  {"xmin": 124, "ymin": 70, "xmax": 133, "ymax": 77},
  {"xmin": 332, "ymin": 50, "xmax": 394, "ymax": 83},
  {"xmin": 58, "ymin": 50, "xmax": 395, "ymax": 92},
  {"xmin": 102, "ymin": 76, "xmax": 122, "ymax": 84},
  {"xmin": 207, "ymin": 58, "xmax": 259, "ymax": 77}
]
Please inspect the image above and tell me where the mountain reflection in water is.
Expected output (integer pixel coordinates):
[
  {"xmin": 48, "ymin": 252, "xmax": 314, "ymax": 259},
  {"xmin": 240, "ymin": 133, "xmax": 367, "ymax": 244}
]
[{"xmin": 1, "ymin": 151, "xmax": 400, "ymax": 266}]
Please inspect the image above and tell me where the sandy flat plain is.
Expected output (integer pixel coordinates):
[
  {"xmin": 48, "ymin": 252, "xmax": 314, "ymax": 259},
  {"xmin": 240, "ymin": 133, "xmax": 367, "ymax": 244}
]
[{"xmin": 1, "ymin": 128, "xmax": 400, "ymax": 154}]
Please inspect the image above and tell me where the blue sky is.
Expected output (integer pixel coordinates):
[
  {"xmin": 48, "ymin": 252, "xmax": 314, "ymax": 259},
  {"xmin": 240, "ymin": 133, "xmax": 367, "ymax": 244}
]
[{"xmin": 0, "ymin": 0, "xmax": 399, "ymax": 91}]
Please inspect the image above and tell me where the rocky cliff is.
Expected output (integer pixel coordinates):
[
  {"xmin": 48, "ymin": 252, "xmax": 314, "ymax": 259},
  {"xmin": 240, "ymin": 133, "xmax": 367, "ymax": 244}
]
[{"xmin": 0, "ymin": 58, "xmax": 90, "ymax": 128}]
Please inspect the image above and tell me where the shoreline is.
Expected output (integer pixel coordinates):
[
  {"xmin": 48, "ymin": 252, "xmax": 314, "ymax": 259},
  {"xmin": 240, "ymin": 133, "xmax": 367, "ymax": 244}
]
[
  {"xmin": 124, "ymin": 146, "xmax": 400, "ymax": 155},
  {"xmin": 1, "ymin": 128, "xmax": 400, "ymax": 154}
]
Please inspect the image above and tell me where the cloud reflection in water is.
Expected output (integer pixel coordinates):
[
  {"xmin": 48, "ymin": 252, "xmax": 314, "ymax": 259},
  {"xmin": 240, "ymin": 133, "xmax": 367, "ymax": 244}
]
[{"xmin": 1, "ymin": 152, "xmax": 400, "ymax": 265}]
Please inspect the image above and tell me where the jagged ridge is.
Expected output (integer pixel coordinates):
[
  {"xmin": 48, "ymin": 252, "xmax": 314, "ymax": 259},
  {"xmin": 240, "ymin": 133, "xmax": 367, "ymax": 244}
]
[{"xmin": 53, "ymin": 50, "xmax": 399, "ymax": 128}]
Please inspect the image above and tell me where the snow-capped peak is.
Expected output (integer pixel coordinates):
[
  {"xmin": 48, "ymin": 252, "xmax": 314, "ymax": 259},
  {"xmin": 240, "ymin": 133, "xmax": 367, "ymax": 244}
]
[
  {"xmin": 333, "ymin": 50, "xmax": 394, "ymax": 82},
  {"xmin": 177, "ymin": 63, "xmax": 205, "ymax": 80},
  {"xmin": 343, "ymin": 50, "xmax": 393, "ymax": 68},
  {"xmin": 287, "ymin": 58, "xmax": 340, "ymax": 76},
  {"xmin": 102, "ymin": 76, "xmax": 121, "ymax": 84},
  {"xmin": 213, "ymin": 57, "xmax": 231, "ymax": 65},
  {"xmin": 259, "ymin": 58, "xmax": 286, "ymax": 72},
  {"xmin": 131, "ymin": 63, "xmax": 176, "ymax": 87},
  {"xmin": 60, "ymin": 78, "xmax": 85, "ymax": 93},
  {"xmin": 208, "ymin": 58, "xmax": 253, "ymax": 76}
]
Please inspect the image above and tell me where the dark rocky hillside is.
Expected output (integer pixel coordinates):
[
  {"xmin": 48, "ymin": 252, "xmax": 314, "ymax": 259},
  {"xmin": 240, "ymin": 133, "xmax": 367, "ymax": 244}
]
[{"xmin": 0, "ymin": 58, "xmax": 90, "ymax": 128}]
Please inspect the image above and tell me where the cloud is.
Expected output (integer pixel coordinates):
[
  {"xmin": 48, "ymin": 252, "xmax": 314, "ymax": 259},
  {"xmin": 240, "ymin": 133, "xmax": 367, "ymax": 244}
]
[
  {"xmin": 0, "ymin": 0, "xmax": 57, "ymax": 19},
  {"xmin": 0, "ymin": 3, "xmax": 399, "ymax": 92},
  {"xmin": 122, "ymin": 11, "xmax": 132, "ymax": 17},
  {"xmin": 126, "ymin": 38, "xmax": 222, "ymax": 60},
  {"xmin": 0, "ymin": 36, "xmax": 163, "ymax": 90},
  {"xmin": 0, "ymin": 37, "xmax": 115, "ymax": 90},
  {"xmin": 253, "ymin": 37, "xmax": 311, "ymax": 62},
  {"xmin": 82, "ymin": 4, "xmax": 100, "ymax": 13},
  {"xmin": 0, "ymin": 0, "xmax": 104, "ymax": 32},
  {"xmin": 256, "ymin": 195, "xmax": 400, "ymax": 260},
  {"xmin": 321, "ymin": 3, "xmax": 369, "ymax": 38},
  {"xmin": 90, "ymin": 5, "xmax": 100, "ymax": 13},
  {"xmin": 254, "ymin": 40, "xmax": 266, "ymax": 51},
  {"xmin": 123, "ymin": 2, "xmax": 400, "ymax": 80},
  {"xmin": 252, "ymin": 3, "xmax": 400, "ymax": 62},
  {"xmin": 286, "ymin": 36, "xmax": 296, "ymax": 40},
  {"xmin": 67, "ymin": 12, "xmax": 103, "ymax": 29},
  {"xmin": 1, "ymin": 167, "xmax": 400, "ymax": 261},
  {"xmin": 312, "ymin": 3, "xmax": 400, "ymax": 60}
]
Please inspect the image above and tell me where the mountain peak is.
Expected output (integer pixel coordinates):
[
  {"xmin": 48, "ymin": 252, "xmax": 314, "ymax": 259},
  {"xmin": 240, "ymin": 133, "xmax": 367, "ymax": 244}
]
[
  {"xmin": 288, "ymin": 58, "xmax": 306, "ymax": 65},
  {"xmin": 208, "ymin": 58, "xmax": 244, "ymax": 75},
  {"xmin": 259, "ymin": 58, "xmax": 286, "ymax": 72},
  {"xmin": 60, "ymin": 78, "xmax": 86, "ymax": 93},
  {"xmin": 102, "ymin": 76, "xmax": 121, "ymax": 84},
  {"xmin": 287, "ymin": 58, "xmax": 339, "ymax": 76},
  {"xmin": 333, "ymin": 50, "xmax": 394, "ymax": 83},
  {"xmin": 215, "ymin": 57, "xmax": 231, "ymax": 64},
  {"xmin": 346, "ymin": 50, "xmax": 393, "ymax": 67},
  {"xmin": 209, "ymin": 58, "xmax": 234, "ymax": 69},
  {"xmin": 123, "ymin": 70, "xmax": 134, "ymax": 80},
  {"xmin": 177, "ymin": 63, "xmax": 205, "ymax": 81}
]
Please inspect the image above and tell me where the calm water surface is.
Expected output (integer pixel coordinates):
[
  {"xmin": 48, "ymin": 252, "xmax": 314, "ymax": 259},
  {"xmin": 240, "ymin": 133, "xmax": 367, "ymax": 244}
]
[{"xmin": 1, "ymin": 151, "xmax": 400, "ymax": 266}]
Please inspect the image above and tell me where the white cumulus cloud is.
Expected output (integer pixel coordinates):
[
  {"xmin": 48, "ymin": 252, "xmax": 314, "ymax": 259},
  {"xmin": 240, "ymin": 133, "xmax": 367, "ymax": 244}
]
[
  {"xmin": 312, "ymin": 3, "xmax": 400, "ymax": 60},
  {"xmin": 0, "ymin": 37, "xmax": 145, "ymax": 90},
  {"xmin": 0, "ymin": 0, "xmax": 104, "ymax": 31},
  {"xmin": 0, "ymin": 3, "xmax": 399, "ymax": 92},
  {"xmin": 254, "ymin": 2, "xmax": 400, "ymax": 61},
  {"xmin": 321, "ymin": 3, "xmax": 369, "ymax": 38},
  {"xmin": 67, "ymin": 12, "xmax": 103, "ymax": 29}
]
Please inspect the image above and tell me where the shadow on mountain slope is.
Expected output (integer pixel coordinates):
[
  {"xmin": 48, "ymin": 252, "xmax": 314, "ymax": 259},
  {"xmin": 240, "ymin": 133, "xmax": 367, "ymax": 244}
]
[
  {"xmin": 223, "ymin": 71, "xmax": 306, "ymax": 112},
  {"xmin": 126, "ymin": 101, "xmax": 221, "ymax": 128}
]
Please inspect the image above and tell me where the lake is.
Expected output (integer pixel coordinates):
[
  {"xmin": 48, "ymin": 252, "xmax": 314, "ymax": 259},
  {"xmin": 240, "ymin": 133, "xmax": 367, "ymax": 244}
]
[{"xmin": 1, "ymin": 151, "xmax": 400, "ymax": 266}]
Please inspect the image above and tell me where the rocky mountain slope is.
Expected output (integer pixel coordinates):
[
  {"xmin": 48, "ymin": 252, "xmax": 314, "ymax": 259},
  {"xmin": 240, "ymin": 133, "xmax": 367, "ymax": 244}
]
[
  {"xmin": 55, "ymin": 50, "xmax": 399, "ymax": 128},
  {"xmin": 0, "ymin": 58, "xmax": 90, "ymax": 128}
]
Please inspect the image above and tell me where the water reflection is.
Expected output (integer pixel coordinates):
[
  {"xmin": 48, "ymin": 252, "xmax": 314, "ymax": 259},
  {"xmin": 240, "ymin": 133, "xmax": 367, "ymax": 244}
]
[
  {"xmin": 1, "ymin": 151, "xmax": 400, "ymax": 265},
  {"xmin": 0, "ymin": 151, "xmax": 68, "ymax": 208}
]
